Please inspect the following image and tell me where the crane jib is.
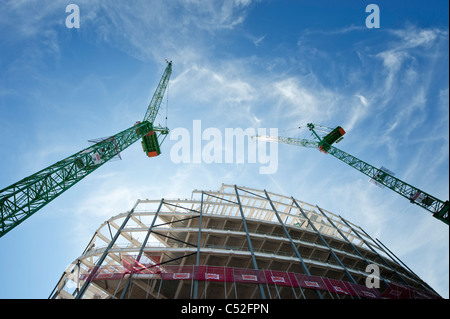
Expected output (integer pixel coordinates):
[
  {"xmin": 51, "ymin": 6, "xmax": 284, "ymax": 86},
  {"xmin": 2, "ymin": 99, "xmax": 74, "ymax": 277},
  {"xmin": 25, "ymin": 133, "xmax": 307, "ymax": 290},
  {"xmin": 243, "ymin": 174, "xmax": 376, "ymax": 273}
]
[
  {"xmin": 0, "ymin": 61, "xmax": 173, "ymax": 238},
  {"xmin": 143, "ymin": 61, "xmax": 172, "ymax": 124},
  {"xmin": 253, "ymin": 123, "xmax": 449, "ymax": 226}
]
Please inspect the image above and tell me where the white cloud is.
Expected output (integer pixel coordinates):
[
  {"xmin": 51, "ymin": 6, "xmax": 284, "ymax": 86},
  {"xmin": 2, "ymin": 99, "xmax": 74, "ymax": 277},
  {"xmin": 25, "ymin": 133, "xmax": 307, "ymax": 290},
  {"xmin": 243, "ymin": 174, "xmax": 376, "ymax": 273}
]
[
  {"xmin": 273, "ymin": 77, "xmax": 337, "ymax": 124},
  {"xmin": 354, "ymin": 94, "xmax": 368, "ymax": 107},
  {"xmin": 375, "ymin": 50, "xmax": 410, "ymax": 93},
  {"xmin": 244, "ymin": 33, "xmax": 266, "ymax": 46},
  {"xmin": 253, "ymin": 35, "xmax": 266, "ymax": 46},
  {"xmin": 389, "ymin": 27, "xmax": 443, "ymax": 49}
]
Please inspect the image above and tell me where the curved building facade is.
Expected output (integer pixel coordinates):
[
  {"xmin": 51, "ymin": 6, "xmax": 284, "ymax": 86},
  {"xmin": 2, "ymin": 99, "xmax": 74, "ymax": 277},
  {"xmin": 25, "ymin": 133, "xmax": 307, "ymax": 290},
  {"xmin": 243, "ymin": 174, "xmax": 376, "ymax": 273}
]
[{"xmin": 50, "ymin": 184, "xmax": 440, "ymax": 299}]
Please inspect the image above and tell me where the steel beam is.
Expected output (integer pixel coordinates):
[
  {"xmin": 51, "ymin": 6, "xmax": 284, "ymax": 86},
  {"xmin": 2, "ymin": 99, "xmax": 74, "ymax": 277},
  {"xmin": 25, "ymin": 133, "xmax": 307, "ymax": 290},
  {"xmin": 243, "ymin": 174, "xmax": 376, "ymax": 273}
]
[
  {"xmin": 314, "ymin": 205, "xmax": 390, "ymax": 289},
  {"xmin": 265, "ymin": 190, "xmax": 323, "ymax": 299},
  {"xmin": 193, "ymin": 191, "xmax": 204, "ymax": 299},
  {"xmin": 120, "ymin": 199, "xmax": 164, "ymax": 299},
  {"xmin": 76, "ymin": 203, "xmax": 137, "ymax": 299},
  {"xmin": 291, "ymin": 197, "xmax": 358, "ymax": 295},
  {"xmin": 339, "ymin": 216, "xmax": 409, "ymax": 286},
  {"xmin": 234, "ymin": 185, "xmax": 266, "ymax": 299}
]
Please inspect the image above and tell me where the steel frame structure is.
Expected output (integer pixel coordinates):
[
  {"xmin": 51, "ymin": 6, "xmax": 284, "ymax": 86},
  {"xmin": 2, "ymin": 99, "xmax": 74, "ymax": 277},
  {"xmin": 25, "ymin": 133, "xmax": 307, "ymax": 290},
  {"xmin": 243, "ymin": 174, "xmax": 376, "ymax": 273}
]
[{"xmin": 50, "ymin": 184, "xmax": 440, "ymax": 299}]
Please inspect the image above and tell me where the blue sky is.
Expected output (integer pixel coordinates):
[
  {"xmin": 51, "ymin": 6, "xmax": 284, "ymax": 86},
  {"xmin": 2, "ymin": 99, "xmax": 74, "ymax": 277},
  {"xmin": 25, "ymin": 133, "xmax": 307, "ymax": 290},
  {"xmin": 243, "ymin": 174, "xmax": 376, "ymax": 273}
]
[{"xmin": 0, "ymin": 0, "xmax": 448, "ymax": 299}]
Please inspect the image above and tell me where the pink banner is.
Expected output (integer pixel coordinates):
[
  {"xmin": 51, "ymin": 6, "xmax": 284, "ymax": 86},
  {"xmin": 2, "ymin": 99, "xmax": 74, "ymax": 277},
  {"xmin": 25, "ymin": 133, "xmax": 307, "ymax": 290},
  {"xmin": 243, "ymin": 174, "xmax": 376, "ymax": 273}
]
[{"xmin": 79, "ymin": 263, "xmax": 439, "ymax": 299}]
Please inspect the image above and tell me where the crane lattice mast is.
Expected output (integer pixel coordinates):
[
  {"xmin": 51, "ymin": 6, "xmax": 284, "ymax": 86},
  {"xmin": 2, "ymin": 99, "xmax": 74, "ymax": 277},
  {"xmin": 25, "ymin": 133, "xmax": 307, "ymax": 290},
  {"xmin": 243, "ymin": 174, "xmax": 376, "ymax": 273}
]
[
  {"xmin": 0, "ymin": 61, "xmax": 173, "ymax": 238},
  {"xmin": 254, "ymin": 123, "xmax": 449, "ymax": 225}
]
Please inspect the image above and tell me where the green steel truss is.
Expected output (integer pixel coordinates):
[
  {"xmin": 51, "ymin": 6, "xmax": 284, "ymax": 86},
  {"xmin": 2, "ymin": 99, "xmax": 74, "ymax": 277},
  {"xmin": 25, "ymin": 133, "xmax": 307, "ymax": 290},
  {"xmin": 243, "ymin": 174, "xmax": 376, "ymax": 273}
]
[
  {"xmin": 0, "ymin": 122, "xmax": 151, "ymax": 237},
  {"xmin": 143, "ymin": 61, "xmax": 172, "ymax": 124},
  {"xmin": 0, "ymin": 61, "xmax": 173, "ymax": 238},
  {"xmin": 327, "ymin": 146, "xmax": 448, "ymax": 224},
  {"xmin": 255, "ymin": 135, "xmax": 319, "ymax": 149},
  {"xmin": 254, "ymin": 133, "xmax": 449, "ymax": 225}
]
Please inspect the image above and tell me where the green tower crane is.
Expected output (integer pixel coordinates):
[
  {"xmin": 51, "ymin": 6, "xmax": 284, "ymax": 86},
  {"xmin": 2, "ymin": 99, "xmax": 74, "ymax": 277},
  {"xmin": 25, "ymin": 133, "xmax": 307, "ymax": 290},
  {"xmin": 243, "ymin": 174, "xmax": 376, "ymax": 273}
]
[
  {"xmin": 0, "ymin": 61, "xmax": 173, "ymax": 238},
  {"xmin": 254, "ymin": 123, "xmax": 449, "ymax": 225}
]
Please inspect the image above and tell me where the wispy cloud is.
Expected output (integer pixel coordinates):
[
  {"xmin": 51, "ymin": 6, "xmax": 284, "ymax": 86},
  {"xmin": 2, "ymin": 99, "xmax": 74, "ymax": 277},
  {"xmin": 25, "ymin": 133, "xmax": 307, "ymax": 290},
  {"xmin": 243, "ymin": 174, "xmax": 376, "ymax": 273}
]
[
  {"xmin": 0, "ymin": 1, "xmax": 447, "ymax": 299},
  {"xmin": 273, "ymin": 77, "xmax": 336, "ymax": 124}
]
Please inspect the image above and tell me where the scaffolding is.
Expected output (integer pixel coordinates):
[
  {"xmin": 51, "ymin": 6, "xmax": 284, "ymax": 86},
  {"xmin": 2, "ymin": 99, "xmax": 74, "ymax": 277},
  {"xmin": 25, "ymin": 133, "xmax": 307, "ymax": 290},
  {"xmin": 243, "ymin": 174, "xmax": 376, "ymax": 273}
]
[{"xmin": 50, "ymin": 184, "xmax": 441, "ymax": 299}]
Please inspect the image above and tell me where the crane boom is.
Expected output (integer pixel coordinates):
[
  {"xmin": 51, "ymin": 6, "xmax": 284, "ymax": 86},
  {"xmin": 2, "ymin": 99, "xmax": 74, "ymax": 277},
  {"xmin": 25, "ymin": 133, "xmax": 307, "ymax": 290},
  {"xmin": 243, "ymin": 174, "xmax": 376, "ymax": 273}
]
[
  {"xmin": 254, "ymin": 125, "xmax": 449, "ymax": 225},
  {"xmin": 143, "ymin": 60, "xmax": 172, "ymax": 124},
  {"xmin": 328, "ymin": 145, "xmax": 448, "ymax": 224},
  {"xmin": 256, "ymin": 135, "xmax": 319, "ymax": 149},
  {"xmin": 0, "ymin": 62, "xmax": 173, "ymax": 238}
]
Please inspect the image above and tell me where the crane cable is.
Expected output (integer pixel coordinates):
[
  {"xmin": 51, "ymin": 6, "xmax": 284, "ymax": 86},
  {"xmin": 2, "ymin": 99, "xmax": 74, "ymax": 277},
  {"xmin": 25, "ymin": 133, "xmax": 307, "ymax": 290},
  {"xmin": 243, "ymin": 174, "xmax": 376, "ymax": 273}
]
[
  {"xmin": 165, "ymin": 80, "xmax": 169, "ymax": 128},
  {"xmin": 279, "ymin": 127, "xmax": 302, "ymax": 133}
]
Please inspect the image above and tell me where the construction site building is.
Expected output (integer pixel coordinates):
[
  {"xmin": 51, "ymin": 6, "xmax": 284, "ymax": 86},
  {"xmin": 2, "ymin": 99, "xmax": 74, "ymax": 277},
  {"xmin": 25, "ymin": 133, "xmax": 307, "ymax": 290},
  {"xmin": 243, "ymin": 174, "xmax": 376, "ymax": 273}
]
[{"xmin": 50, "ymin": 184, "xmax": 441, "ymax": 299}]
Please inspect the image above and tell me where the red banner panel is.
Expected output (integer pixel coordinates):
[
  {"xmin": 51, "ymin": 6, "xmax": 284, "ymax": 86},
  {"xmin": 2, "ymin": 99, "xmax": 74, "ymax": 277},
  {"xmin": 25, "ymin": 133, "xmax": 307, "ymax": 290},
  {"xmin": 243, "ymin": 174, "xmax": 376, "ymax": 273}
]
[
  {"xmin": 294, "ymin": 274, "xmax": 328, "ymax": 291},
  {"xmin": 263, "ymin": 270, "xmax": 292, "ymax": 287},
  {"xmin": 78, "ymin": 263, "xmax": 440, "ymax": 299}
]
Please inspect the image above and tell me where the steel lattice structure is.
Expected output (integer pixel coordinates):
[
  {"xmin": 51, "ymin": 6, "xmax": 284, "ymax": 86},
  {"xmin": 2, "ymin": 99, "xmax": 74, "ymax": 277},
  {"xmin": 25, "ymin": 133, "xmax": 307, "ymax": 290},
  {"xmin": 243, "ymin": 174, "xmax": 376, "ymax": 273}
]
[{"xmin": 50, "ymin": 184, "xmax": 441, "ymax": 299}]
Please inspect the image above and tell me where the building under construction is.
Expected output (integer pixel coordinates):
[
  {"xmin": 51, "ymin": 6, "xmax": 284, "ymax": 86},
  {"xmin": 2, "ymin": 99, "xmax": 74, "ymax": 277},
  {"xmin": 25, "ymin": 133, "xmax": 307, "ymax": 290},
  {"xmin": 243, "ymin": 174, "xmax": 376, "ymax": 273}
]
[{"xmin": 50, "ymin": 184, "xmax": 441, "ymax": 299}]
